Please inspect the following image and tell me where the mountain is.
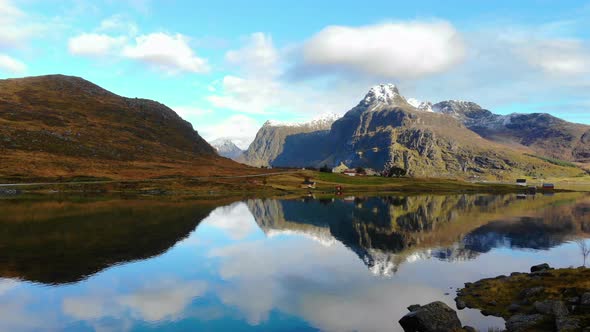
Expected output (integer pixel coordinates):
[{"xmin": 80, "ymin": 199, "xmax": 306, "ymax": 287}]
[
  {"xmin": 243, "ymin": 84, "xmax": 586, "ymax": 179},
  {"xmin": 210, "ymin": 138, "xmax": 244, "ymax": 160},
  {"xmin": 423, "ymin": 100, "xmax": 590, "ymax": 163},
  {"xmin": 0, "ymin": 75, "xmax": 249, "ymax": 180},
  {"xmin": 241, "ymin": 112, "xmax": 340, "ymax": 167}
]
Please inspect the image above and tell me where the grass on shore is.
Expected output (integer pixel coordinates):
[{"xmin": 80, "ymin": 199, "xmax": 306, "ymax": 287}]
[
  {"xmin": 2, "ymin": 169, "xmax": 586, "ymax": 197},
  {"xmin": 458, "ymin": 267, "xmax": 590, "ymax": 319}
]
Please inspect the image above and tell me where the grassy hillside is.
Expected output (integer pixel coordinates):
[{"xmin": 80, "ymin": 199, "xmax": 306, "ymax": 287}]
[{"xmin": 0, "ymin": 75, "xmax": 262, "ymax": 180}]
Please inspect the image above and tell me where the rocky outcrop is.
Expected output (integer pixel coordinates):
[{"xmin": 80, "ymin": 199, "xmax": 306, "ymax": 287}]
[
  {"xmin": 399, "ymin": 301, "xmax": 474, "ymax": 332},
  {"xmin": 457, "ymin": 264, "xmax": 590, "ymax": 331}
]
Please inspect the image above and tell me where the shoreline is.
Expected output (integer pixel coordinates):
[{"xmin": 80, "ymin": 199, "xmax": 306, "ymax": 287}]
[
  {"xmin": 455, "ymin": 264, "xmax": 590, "ymax": 332},
  {"xmin": 1, "ymin": 171, "xmax": 584, "ymax": 198}
]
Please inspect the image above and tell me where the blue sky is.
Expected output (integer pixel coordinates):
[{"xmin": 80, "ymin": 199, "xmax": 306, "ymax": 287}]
[{"xmin": 1, "ymin": 0, "xmax": 589, "ymax": 148}]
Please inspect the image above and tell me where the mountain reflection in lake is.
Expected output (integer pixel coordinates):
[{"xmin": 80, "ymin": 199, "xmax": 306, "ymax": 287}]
[{"xmin": 0, "ymin": 193, "xmax": 589, "ymax": 331}]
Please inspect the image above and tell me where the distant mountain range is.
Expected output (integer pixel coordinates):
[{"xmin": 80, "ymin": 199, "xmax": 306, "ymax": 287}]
[
  {"xmin": 210, "ymin": 138, "xmax": 244, "ymax": 160},
  {"xmin": 2, "ymin": 75, "xmax": 588, "ymax": 181},
  {"xmin": 242, "ymin": 84, "xmax": 590, "ymax": 179},
  {"xmin": 0, "ymin": 75, "xmax": 248, "ymax": 180}
]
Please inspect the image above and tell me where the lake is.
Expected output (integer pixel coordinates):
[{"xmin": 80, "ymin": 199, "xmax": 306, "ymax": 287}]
[{"xmin": 0, "ymin": 192, "xmax": 589, "ymax": 331}]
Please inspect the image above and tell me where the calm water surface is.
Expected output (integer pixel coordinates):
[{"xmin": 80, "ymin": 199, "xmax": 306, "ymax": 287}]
[{"xmin": 0, "ymin": 193, "xmax": 589, "ymax": 331}]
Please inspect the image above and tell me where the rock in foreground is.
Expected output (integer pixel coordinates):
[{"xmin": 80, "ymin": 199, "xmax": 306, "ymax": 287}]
[{"xmin": 399, "ymin": 301, "xmax": 474, "ymax": 332}]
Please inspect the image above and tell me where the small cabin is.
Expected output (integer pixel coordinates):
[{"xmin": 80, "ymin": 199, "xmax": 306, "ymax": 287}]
[
  {"xmin": 516, "ymin": 179, "xmax": 527, "ymax": 186},
  {"xmin": 343, "ymin": 170, "xmax": 357, "ymax": 177},
  {"xmin": 542, "ymin": 183, "xmax": 555, "ymax": 190},
  {"xmin": 301, "ymin": 178, "xmax": 316, "ymax": 189}
]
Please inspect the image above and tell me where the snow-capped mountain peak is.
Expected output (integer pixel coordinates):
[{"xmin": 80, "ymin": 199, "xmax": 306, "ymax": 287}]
[
  {"xmin": 407, "ymin": 98, "xmax": 434, "ymax": 112},
  {"xmin": 362, "ymin": 83, "xmax": 401, "ymax": 105},
  {"xmin": 210, "ymin": 138, "xmax": 244, "ymax": 159}
]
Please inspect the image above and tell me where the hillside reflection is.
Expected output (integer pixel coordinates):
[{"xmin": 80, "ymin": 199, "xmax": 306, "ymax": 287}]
[
  {"xmin": 0, "ymin": 193, "xmax": 588, "ymax": 285},
  {"xmin": 0, "ymin": 197, "xmax": 225, "ymax": 284},
  {"xmin": 0, "ymin": 193, "xmax": 589, "ymax": 332},
  {"xmin": 248, "ymin": 193, "xmax": 590, "ymax": 276}
]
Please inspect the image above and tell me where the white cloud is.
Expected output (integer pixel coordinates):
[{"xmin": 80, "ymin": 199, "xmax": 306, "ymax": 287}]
[
  {"xmin": 199, "ymin": 114, "xmax": 261, "ymax": 150},
  {"xmin": 0, "ymin": 279, "xmax": 18, "ymax": 295},
  {"xmin": 0, "ymin": 54, "xmax": 26, "ymax": 73},
  {"xmin": 0, "ymin": 0, "xmax": 44, "ymax": 50},
  {"xmin": 0, "ymin": 0, "xmax": 21, "ymax": 17},
  {"xmin": 226, "ymin": 33, "xmax": 279, "ymax": 76},
  {"xmin": 68, "ymin": 33, "xmax": 127, "ymax": 56},
  {"xmin": 301, "ymin": 21, "xmax": 466, "ymax": 79},
  {"xmin": 517, "ymin": 39, "xmax": 590, "ymax": 76},
  {"xmin": 97, "ymin": 15, "xmax": 139, "ymax": 36},
  {"xmin": 69, "ymin": 24, "xmax": 211, "ymax": 75},
  {"xmin": 122, "ymin": 33, "xmax": 209, "ymax": 74},
  {"xmin": 208, "ymin": 75, "xmax": 280, "ymax": 114},
  {"xmin": 63, "ymin": 278, "xmax": 208, "ymax": 324},
  {"xmin": 118, "ymin": 280, "xmax": 207, "ymax": 322},
  {"xmin": 203, "ymin": 202, "xmax": 259, "ymax": 240}
]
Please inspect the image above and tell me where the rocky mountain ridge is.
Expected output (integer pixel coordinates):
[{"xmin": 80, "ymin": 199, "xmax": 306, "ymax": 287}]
[
  {"xmin": 242, "ymin": 84, "xmax": 588, "ymax": 179},
  {"xmin": 210, "ymin": 138, "xmax": 244, "ymax": 160}
]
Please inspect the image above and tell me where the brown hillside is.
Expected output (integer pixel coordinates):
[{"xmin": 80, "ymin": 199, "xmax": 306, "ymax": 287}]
[{"xmin": 0, "ymin": 75, "xmax": 254, "ymax": 180}]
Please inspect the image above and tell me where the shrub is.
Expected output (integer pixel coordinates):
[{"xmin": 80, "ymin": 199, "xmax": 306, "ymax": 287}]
[
  {"xmin": 319, "ymin": 164, "xmax": 332, "ymax": 173},
  {"xmin": 385, "ymin": 166, "xmax": 407, "ymax": 177}
]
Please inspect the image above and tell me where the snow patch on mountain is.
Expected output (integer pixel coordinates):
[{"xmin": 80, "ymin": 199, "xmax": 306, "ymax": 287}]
[
  {"xmin": 408, "ymin": 98, "xmax": 434, "ymax": 112},
  {"xmin": 406, "ymin": 98, "xmax": 421, "ymax": 108},
  {"xmin": 263, "ymin": 112, "xmax": 341, "ymax": 129},
  {"xmin": 363, "ymin": 83, "xmax": 401, "ymax": 104}
]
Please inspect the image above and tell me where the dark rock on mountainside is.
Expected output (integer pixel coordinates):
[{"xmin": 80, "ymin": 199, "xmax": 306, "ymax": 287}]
[
  {"xmin": 531, "ymin": 263, "xmax": 551, "ymax": 273},
  {"xmin": 243, "ymin": 84, "xmax": 585, "ymax": 180}
]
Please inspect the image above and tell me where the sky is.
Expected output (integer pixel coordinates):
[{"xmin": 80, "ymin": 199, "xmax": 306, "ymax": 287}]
[{"xmin": 1, "ymin": 0, "xmax": 590, "ymax": 149}]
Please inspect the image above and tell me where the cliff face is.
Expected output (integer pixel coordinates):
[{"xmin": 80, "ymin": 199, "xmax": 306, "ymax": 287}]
[{"xmin": 242, "ymin": 115, "xmax": 338, "ymax": 167}]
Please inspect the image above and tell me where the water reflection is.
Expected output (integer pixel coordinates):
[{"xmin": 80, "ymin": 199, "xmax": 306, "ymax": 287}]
[
  {"xmin": 0, "ymin": 197, "xmax": 224, "ymax": 284},
  {"xmin": 248, "ymin": 193, "xmax": 590, "ymax": 276},
  {"xmin": 0, "ymin": 193, "xmax": 588, "ymax": 331}
]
